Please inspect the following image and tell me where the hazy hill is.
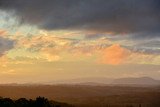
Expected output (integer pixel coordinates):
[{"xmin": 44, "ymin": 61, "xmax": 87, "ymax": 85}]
[
  {"xmin": 48, "ymin": 77, "xmax": 113, "ymax": 85},
  {"xmin": 48, "ymin": 77, "xmax": 160, "ymax": 86},
  {"xmin": 112, "ymin": 77, "xmax": 160, "ymax": 85}
]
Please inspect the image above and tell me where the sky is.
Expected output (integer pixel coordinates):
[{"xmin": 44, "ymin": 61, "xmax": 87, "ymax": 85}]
[{"xmin": 0, "ymin": 0, "xmax": 160, "ymax": 83}]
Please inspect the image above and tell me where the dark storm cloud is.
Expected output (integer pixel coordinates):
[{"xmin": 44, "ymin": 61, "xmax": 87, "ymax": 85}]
[
  {"xmin": 127, "ymin": 46, "xmax": 160, "ymax": 55},
  {"xmin": 0, "ymin": 0, "xmax": 160, "ymax": 37}
]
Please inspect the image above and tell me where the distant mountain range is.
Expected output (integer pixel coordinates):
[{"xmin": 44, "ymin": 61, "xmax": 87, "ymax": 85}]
[
  {"xmin": 112, "ymin": 77, "xmax": 160, "ymax": 86},
  {"xmin": 48, "ymin": 77, "xmax": 160, "ymax": 86}
]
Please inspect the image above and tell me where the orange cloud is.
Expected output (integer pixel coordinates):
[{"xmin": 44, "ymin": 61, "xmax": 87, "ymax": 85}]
[
  {"xmin": 101, "ymin": 44, "xmax": 131, "ymax": 65},
  {"xmin": 0, "ymin": 29, "xmax": 8, "ymax": 38}
]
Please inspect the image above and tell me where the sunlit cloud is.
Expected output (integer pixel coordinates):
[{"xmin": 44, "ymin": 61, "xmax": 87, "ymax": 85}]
[
  {"xmin": 0, "ymin": 29, "xmax": 8, "ymax": 36},
  {"xmin": 100, "ymin": 44, "xmax": 131, "ymax": 65},
  {"xmin": 98, "ymin": 43, "xmax": 160, "ymax": 65},
  {"xmin": 4, "ymin": 30, "xmax": 160, "ymax": 66}
]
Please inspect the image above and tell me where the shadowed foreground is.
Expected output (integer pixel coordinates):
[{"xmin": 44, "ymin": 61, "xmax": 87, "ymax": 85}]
[
  {"xmin": 0, "ymin": 97, "xmax": 73, "ymax": 107},
  {"xmin": 0, "ymin": 85, "xmax": 160, "ymax": 107}
]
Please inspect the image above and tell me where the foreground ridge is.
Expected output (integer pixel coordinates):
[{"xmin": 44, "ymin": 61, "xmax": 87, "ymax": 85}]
[{"xmin": 0, "ymin": 96, "xmax": 73, "ymax": 107}]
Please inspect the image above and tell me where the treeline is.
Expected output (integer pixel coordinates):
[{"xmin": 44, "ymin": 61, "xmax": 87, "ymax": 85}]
[{"xmin": 0, "ymin": 96, "xmax": 73, "ymax": 107}]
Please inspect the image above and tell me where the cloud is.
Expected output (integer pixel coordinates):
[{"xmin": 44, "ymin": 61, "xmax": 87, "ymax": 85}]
[
  {"xmin": 11, "ymin": 31, "xmax": 112, "ymax": 62},
  {"xmin": 0, "ymin": 0, "xmax": 160, "ymax": 38},
  {"xmin": 4, "ymin": 31, "xmax": 160, "ymax": 65},
  {"xmin": 11, "ymin": 35, "xmax": 69, "ymax": 61},
  {"xmin": 99, "ymin": 43, "xmax": 160, "ymax": 65},
  {"xmin": 100, "ymin": 44, "xmax": 131, "ymax": 65},
  {"xmin": 0, "ymin": 36, "xmax": 14, "ymax": 56},
  {"xmin": 0, "ymin": 29, "xmax": 7, "ymax": 36}
]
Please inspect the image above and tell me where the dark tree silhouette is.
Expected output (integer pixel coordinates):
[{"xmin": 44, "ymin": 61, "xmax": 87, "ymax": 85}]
[
  {"xmin": 15, "ymin": 98, "xmax": 30, "ymax": 107},
  {"xmin": 0, "ymin": 97, "xmax": 73, "ymax": 107},
  {"xmin": 35, "ymin": 97, "xmax": 50, "ymax": 107},
  {"xmin": 0, "ymin": 98, "xmax": 14, "ymax": 107}
]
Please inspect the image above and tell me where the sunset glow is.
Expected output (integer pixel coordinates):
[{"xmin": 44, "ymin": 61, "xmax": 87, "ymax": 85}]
[{"xmin": 0, "ymin": 0, "xmax": 160, "ymax": 83}]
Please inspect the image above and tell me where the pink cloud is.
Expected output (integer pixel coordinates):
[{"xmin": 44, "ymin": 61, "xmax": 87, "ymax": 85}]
[{"xmin": 100, "ymin": 44, "xmax": 131, "ymax": 65}]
